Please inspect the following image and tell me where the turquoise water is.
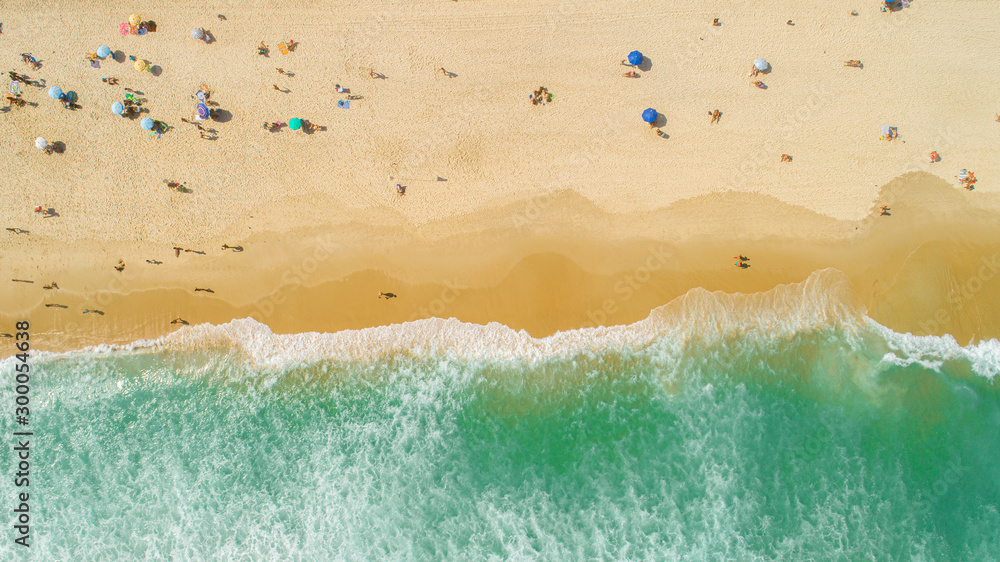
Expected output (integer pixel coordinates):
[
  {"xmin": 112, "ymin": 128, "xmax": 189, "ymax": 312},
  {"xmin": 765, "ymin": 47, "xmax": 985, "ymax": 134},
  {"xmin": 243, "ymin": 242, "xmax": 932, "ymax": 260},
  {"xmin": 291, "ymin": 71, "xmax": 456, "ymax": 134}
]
[{"xmin": 2, "ymin": 289, "xmax": 1000, "ymax": 559}]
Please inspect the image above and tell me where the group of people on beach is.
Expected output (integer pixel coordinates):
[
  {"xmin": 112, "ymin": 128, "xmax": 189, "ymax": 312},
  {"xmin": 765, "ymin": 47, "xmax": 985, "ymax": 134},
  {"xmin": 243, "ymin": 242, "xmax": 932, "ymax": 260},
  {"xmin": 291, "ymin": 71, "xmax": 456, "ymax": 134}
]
[{"xmin": 530, "ymin": 86, "xmax": 552, "ymax": 105}]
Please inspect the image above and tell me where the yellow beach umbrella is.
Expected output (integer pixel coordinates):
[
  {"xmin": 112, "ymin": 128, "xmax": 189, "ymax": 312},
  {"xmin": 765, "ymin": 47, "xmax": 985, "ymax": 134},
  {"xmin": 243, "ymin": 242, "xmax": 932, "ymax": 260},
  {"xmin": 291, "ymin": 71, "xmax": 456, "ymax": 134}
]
[
  {"xmin": 129, "ymin": 14, "xmax": 141, "ymax": 26},
  {"xmin": 134, "ymin": 59, "xmax": 147, "ymax": 72}
]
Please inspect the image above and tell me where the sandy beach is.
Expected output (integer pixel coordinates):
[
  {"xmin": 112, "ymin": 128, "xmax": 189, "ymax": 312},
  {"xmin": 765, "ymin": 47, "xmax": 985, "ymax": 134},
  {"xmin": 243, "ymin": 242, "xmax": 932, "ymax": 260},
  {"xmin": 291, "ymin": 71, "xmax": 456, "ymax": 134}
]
[{"xmin": 3, "ymin": 0, "xmax": 1000, "ymax": 351}]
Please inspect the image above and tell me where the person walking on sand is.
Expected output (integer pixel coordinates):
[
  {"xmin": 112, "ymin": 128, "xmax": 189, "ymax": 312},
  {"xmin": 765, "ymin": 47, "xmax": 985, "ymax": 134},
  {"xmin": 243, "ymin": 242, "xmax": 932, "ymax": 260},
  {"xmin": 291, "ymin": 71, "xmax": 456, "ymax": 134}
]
[{"xmin": 379, "ymin": 291, "xmax": 397, "ymax": 299}]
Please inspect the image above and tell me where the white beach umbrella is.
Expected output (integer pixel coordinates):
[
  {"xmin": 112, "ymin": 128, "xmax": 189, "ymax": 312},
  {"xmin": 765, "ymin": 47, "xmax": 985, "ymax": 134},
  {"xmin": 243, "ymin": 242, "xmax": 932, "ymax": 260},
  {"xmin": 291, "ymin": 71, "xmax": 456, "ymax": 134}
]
[
  {"xmin": 754, "ymin": 58, "xmax": 769, "ymax": 71},
  {"xmin": 35, "ymin": 137, "xmax": 47, "ymax": 150},
  {"xmin": 191, "ymin": 28, "xmax": 205, "ymax": 40}
]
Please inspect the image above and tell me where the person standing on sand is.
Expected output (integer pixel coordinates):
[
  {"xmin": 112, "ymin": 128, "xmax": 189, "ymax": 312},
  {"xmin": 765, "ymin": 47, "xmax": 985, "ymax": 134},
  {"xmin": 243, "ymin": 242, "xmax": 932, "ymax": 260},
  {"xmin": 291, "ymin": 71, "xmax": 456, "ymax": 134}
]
[{"xmin": 709, "ymin": 109, "xmax": 721, "ymax": 124}]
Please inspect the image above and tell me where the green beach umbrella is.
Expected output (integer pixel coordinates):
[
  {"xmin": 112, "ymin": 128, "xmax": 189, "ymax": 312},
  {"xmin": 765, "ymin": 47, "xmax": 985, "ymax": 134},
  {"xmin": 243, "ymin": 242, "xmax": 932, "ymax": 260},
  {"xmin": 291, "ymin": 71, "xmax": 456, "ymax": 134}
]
[{"xmin": 288, "ymin": 118, "xmax": 302, "ymax": 130}]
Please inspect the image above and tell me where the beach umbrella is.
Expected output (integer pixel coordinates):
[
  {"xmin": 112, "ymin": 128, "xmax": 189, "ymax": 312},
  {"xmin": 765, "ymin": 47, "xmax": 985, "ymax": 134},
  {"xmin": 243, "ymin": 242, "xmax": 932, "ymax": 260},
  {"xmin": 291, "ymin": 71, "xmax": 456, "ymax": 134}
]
[
  {"xmin": 129, "ymin": 14, "xmax": 141, "ymax": 26},
  {"xmin": 196, "ymin": 103, "xmax": 209, "ymax": 120},
  {"xmin": 641, "ymin": 108, "xmax": 658, "ymax": 124},
  {"xmin": 288, "ymin": 118, "xmax": 302, "ymax": 130},
  {"xmin": 35, "ymin": 137, "xmax": 47, "ymax": 150},
  {"xmin": 628, "ymin": 50, "xmax": 643, "ymax": 66},
  {"xmin": 191, "ymin": 28, "xmax": 205, "ymax": 40},
  {"xmin": 958, "ymin": 169, "xmax": 969, "ymax": 180},
  {"xmin": 48, "ymin": 86, "xmax": 63, "ymax": 99},
  {"xmin": 97, "ymin": 45, "xmax": 112, "ymax": 58},
  {"xmin": 140, "ymin": 117, "xmax": 155, "ymax": 130},
  {"xmin": 754, "ymin": 58, "xmax": 769, "ymax": 71},
  {"xmin": 112, "ymin": 101, "xmax": 124, "ymax": 115},
  {"xmin": 134, "ymin": 59, "xmax": 147, "ymax": 72},
  {"xmin": 66, "ymin": 91, "xmax": 77, "ymax": 104}
]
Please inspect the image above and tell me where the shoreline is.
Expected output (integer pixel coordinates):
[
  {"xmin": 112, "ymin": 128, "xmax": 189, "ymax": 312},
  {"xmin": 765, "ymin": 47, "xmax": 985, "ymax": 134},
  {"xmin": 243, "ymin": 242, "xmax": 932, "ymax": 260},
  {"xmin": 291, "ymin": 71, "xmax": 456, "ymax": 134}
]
[{"xmin": 5, "ymin": 172, "xmax": 1000, "ymax": 353}]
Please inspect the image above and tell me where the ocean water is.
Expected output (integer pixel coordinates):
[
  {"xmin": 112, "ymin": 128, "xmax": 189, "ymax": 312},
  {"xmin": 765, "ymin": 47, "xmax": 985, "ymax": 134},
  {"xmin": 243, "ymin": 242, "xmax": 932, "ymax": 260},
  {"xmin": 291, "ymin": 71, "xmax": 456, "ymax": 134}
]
[{"xmin": 2, "ymin": 272, "xmax": 999, "ymax": 560}]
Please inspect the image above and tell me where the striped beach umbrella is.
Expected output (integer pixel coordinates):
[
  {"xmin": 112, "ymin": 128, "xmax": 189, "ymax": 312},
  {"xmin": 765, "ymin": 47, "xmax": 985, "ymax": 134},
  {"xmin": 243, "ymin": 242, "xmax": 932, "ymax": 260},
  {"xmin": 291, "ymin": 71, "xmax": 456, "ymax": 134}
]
[
  {"xmin": 129, "ymin": 14, "xmax": 141, "ymax": 26},
  {"xmin": 134, "ymin": 59, "xmax": 147, "ymax": 72}
]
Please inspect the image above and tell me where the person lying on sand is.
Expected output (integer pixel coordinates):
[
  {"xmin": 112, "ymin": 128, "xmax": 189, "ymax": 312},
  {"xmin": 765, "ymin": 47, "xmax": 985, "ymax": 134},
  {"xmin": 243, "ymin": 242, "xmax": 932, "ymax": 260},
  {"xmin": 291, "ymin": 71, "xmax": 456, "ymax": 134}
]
[
  {"xmin": 622, "ymin": 70, "xmax": 639, "ymax": 78},
  {"xmin": 379, "ymin": 292, "xmax": 397, "ymax": 299},
  {"xmin": 781, "ymin": 154, "xmax": 792, "ymax": 162},
  {"xmin": 709, "ymin": 109, "xmax": 721, "ymax": 123},
  {"xmin": 844, "ymin": 60, "xmax": 862, "ymax": 67}
]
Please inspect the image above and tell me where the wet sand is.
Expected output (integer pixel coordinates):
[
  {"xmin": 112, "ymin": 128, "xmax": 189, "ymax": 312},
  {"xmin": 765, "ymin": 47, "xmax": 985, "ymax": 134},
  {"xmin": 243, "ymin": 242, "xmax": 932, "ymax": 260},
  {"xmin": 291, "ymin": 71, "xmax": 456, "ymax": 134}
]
[{"xmin": 5, "ymin": 172, "xmax": 1000, "ymax": 352}]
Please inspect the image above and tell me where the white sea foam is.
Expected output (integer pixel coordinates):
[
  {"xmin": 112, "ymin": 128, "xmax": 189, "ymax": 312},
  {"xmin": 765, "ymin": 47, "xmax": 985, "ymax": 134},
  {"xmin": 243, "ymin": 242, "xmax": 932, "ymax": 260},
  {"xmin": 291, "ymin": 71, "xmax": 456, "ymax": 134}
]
[
  {"xmin": 10, "ymin": 268, "xmax": 997, "ymax": 379},
  {"xmin": 95, "ymin": 268, "xmax": 865, "ymax": 364}
]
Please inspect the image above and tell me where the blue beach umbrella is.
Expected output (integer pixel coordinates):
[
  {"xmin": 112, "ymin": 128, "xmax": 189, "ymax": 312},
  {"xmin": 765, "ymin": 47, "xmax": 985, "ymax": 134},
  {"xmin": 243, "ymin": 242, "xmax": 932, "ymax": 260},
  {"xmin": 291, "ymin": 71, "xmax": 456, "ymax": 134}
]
[
  {"xmin": 97, "ymin": 45, "xmax": 112, "ymax": 58},
  {"xmin": 196, "ymin": 103, "xmax": 210, "ymax": 120},
  {"xmin": 112, "ymin": 101, "xmax": 124, "ymax": 115},
  {"xmin": 754, "ymin": 58, "xmax": 769, "ymax": 71},
  {"xmin": 628, "ymin": 50, "xmax": 643, "ymax": 66},
  {"xmin": 288, "ymin": 118, "xmax": 302, "ymax": 130},
  {"xmin": 642, "ymin": 108, "xmax": 658, "ymax": 124},
  {"xmin": 48, "ymin": 86, "xmax": 63, "ymax": 99},
  {"xmin": 66, "ymin": 91, "xmax": 77, "ymax": 104},
  {"xmin": 140, "ymin": 117, "xmax": 155, "ymax": 130}
]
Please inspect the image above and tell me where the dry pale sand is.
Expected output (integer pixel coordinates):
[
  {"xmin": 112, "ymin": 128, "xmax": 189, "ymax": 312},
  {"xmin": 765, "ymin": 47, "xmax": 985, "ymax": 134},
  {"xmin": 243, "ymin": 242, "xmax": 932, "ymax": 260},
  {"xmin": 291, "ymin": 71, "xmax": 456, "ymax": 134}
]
[{"xmin": 2, "ymin": 0, "xmax": 1000, "ymax": 350}]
